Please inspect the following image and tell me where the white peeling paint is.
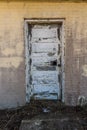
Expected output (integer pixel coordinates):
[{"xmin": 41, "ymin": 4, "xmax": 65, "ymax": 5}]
[
  {"xmin": 30, "ymin": 24, "xmax": 61, "ymax": 100},
  {"xmin": 32, "ymin": 27, "xmax": 58, "ymax": 39},
  {"xmin": 25, "ymin": 19, "xmax": 65, "ymax": 102},
  {"xmin": 32, "ymin": 71, "xmax": 59, "ymax": 85},
  {"xmin": 32, "ymin": 53, "xmax": 58, "ymax": 66},
  {"xmin": 31, "ymin": 37, "xmax": 59, "ymax": 43},
  {"xmin": 32, "ymin": 42, "xmax": 59, "ymax": 53}
]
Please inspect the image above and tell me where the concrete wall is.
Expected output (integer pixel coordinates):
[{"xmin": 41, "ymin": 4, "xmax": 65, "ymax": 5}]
[{"xmin": 0, "ymin": 1, "xmax": 87, "ymax": 108}]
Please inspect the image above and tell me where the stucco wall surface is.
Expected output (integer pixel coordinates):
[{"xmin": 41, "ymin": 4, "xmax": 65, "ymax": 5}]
[{"xmin": 0, "ymin": 1, "xmax": 87, "ymax": 108}]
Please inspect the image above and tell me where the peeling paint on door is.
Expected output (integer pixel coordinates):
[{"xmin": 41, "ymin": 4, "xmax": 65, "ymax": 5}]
[{"xmin": 25, "ymin": 19, "xmax": 65, "ymax": 102}]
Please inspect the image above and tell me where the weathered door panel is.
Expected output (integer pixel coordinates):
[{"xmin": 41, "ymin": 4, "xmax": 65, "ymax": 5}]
[
  {"xmin": 32, "ymin": 27, "xmax": 58, "ymax": 38},
  {"xmin": 32, "ymin": 53, "xmax": 58, "ymax": 66},
  {"xmin": 28, "ymin": 24, "xmax": 61, "ymax": 100},
  {"xmin": 33, "ymin": 85, "xmax": 59, "ymax": 99},
  {"xmin": 31, "ymin": 38, "xmax": 59, "ymax": 43},
  {"xmin": 32, "ymin": 42, "xmax": 59, "ymax": 53},
  {"xmin": 32, "ymin": 71, "xmax": 59, "ymax": 84}
]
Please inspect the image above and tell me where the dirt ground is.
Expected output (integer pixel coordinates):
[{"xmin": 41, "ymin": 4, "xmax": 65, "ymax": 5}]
[{"xmin": 0, "ymin": 100, "xmax": 87, "ymax": 130}]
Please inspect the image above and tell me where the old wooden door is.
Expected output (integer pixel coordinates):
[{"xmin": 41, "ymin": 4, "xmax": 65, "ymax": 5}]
[{"xmin": 28, "ymin": 24, "xmax": 62, "ymax": 100}]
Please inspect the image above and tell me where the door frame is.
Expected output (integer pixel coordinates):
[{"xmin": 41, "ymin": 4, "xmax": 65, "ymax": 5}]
[{"xmin": 24, "ymin": 18, "xmax": 65, "ymax": 103}]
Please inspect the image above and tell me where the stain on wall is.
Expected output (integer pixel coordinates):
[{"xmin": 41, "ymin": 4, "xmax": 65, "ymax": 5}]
[{"xmin": 82, "ymin": 65, "xmax": 87, "ymax": 77}]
